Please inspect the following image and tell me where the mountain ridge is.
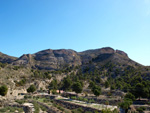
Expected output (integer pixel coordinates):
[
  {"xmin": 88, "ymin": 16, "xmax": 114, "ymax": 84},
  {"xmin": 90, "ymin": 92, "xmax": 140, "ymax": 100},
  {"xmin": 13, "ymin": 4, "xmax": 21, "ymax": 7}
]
[{"xmin": 0, "ymin": 47, "xmax": 145, "ymax": 70}]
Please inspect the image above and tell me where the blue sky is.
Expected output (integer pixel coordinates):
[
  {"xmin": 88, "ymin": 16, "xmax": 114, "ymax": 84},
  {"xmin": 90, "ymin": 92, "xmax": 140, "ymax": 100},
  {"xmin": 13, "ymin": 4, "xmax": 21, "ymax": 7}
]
[{"xmin": 0, "ymin": 0, "xmax": 150, "ymax": 66}]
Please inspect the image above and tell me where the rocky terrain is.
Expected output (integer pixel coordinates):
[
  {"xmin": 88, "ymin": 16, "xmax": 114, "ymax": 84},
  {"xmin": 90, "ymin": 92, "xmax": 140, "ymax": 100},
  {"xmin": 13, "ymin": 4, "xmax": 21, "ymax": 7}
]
[
  {"xmin": 0, "ymin": 47, "xmax": 143, "ymax": 70},
  {"xmin": 0, "ymin": 52, "xmax": 17, "ymax": 64},
  {"xmin": 0, "ymin": 47, "xmax": 149, "ymax": 99}
]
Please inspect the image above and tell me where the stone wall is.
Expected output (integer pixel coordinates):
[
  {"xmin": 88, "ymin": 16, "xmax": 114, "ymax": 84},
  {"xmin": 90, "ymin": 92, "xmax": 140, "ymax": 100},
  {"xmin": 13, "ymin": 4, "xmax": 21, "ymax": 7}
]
[
  {"xmin": 35, "ymin": 101, "xmax": 62, "ymax": 113},
  {"xmin": 8, "ymin": 103, "xmax": 33, "ymax": 113},
  {"xmin": 91, "ymin": 98, "xmax": 121, "ymax": 105},
  {"xmin": 29, "ymin": 100, "xmax": 63, "ymax": 113},
  {"xmin": 54, "ymin": 99, "xmax": 101, "ymax": 113}
]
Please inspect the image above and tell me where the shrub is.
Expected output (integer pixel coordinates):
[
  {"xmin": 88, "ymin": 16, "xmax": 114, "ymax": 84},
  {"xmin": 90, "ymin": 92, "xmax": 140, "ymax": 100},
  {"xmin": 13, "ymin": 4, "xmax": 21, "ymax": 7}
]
[
  {"xmin": 0, "ymin": 85, "xmax": 8, "ymax": 96},
  {"xmin": 39, "ymin": 105, "xmax": 47, "ymax": 111},
  {"xmin": 51, "ymin": 89, "xmax": 57, "ymax": 94},
  {"xmin": 16, "ymin": 79, "xmax": 26, "ymax": 86},
  {"xmin": 119, "ymin": 100, "xmax": 133, "ymax": 113},
  {"xmin": 0, "ymin": 106, "xmax": 23, "ymax": 112},
  {"xmin": 15, "ymin": 100, "xmax": 26, "ymax": 104},
  {"xmin": 124, "ymin": 92, "xmax": 135, "ymax": 101},
  {"xmin": 72, "ymin": 107, "xmax": 84, "ymax": 113},
  {"xmin": 71, "ymin": 96, "xmax": 77, "ymax": 100},
  {"xmin": 57, "ymin": 106, "xmax": 65, "ymax": 111},
  {"xmin": 137, "ymin": 107, "xmax": 146, "ymax": 113},
  {"xmin": 27, "ymin": 85, "xmax": 36, "ymax": 93},
  {"xmin": 89, "ymin": 99, "xmax": 95, "ymax": 103},
  {"xmin": 32, "ymin": 102, "xmax": 40, "ymax": 113},
  {"xmin": 101, "ymin": 108, "xmax": 112, "ymax": 113}
]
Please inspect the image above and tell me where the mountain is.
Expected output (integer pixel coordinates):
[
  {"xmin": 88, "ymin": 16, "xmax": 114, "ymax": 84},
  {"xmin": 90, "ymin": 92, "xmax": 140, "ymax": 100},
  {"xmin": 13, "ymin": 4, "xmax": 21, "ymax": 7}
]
[
  {"xmin": 0, "ymin": 47, "xmax": 150, "ymax": 95},
  {"xmin": 0, "ymin": 52, "xmax": 17, "ymax": 64},
  {"xmin": 8, "ymin": 47, "xmax": 142, "ymax": 70},
  {"xmin": 80, "ymin": 47, "xmax": 141, "ymax": 67},
  {"xmin": 12, "ymin": 49, "xmax": 82, "ymax": 70}
]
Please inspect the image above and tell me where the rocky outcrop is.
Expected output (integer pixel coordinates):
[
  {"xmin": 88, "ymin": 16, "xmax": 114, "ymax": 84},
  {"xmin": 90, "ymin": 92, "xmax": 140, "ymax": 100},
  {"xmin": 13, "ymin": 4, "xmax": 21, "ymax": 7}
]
[
  {"xmin": 33, "ymin": 49, "xmax": 81, "ymax": 70},
  {"xmin": 79, "ymin": 47, "xmax": 115, "ymax": 64},
  {"xmin": 6, "ymin": 88, "xmax": 27, "ymax": 100},
  {"xmin": 116, "ymin": 50, "xmax": 128, "ymax": 57},
  {"xmin": 13, "ymin": 49, "xmax": 82, "ymax": 70}
]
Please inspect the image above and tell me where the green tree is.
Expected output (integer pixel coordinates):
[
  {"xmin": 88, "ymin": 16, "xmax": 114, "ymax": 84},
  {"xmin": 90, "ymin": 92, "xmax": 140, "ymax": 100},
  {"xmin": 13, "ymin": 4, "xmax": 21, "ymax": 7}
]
[
  {"xmin": 92, "ymin": 85, "xmax": 101, "ymax": 97},
  {"xmin": 111, "ymin": 85, "xmax": 116, "ymax": 90},
  {"xmin": 133, "ymin": 83, "xmax": 145, "ymax": 100},
  {"xmin": 72, "ymin": 82, "xmax": 83, "ymax": 94},
  {"xmin": 27, "ymin": 85, "xmax": 36, "ymax": 93},
  {"xmin": 48, "ymin": 79, "xmax": 58, "ymax": 90},
  {"xmin": 124, "ymin": 92, "xmax": 135, "ymax": 101},
  {"xmin": 89, "ymin": 81, "xmax": 95, "ymax": 88},
  {"xmin": 101, "ymin": 109, "xmax": 112, "ymax": 113},
  {"xmin": 0, "ymin": 85, "xmax": 8, "ymax": 96},
  {"xmin": 101, "ymin": 108, "xmax": 118, "ymax": 113},
  {"xmin": 93, "ymin": 89, "xmax": 101, "ymax": 97},
  {"xmin": 119, "ymin": 100, "xmax": 133, "ymax": 113},
  {"xmin": 105, "ymin": 81, "xmax": 109, "ymax": 88},
  {"xmin": 143, "ymin": 87, "xmax": 149, "ymax": 98},
  {"xmin": 62, "ymin": 77, "xmax": 72, "ymax": 91},
  {"xmin": 137, "ymin": 107, "xmax": 146, "ymax": 113}
]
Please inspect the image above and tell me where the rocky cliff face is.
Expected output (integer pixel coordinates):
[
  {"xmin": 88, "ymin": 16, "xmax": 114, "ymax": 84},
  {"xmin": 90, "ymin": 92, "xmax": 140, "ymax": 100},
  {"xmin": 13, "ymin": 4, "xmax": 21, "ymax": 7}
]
[
  {"xmin": 13, "ymin": 49, "xmax": 82, "ymax": 70},
  {"xmin": 33, "ymin": 49, "xmax": 82, "ymax": 70},
  {"xmin": 0, "ymin": 47, "xmax": 140, "ymax": 70}
]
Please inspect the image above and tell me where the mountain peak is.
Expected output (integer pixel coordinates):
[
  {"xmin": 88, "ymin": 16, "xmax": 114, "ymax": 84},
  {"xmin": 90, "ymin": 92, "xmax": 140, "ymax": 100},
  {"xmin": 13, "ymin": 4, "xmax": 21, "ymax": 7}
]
[
  {"xmin": 0, "ymin": 47, "xmax": 138, "ymax": 70},
  {"xmin": 115, "ymin": 50, "xmax": 128, "ymax": 57}
]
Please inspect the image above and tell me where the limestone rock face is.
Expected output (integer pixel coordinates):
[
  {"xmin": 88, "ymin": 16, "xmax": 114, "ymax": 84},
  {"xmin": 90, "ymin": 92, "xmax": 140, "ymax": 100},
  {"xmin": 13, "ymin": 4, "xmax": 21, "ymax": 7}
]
[
  {"xmin": 34, "ymin": 49, "xmax": 82, "ymax": 70},
  {"xmin": 6, "ymin": 88, "xmax": 27, "ymax": 100},
  {"xmin": 13, "ymin": 49, "xmax": 82, "ymax": 70}
]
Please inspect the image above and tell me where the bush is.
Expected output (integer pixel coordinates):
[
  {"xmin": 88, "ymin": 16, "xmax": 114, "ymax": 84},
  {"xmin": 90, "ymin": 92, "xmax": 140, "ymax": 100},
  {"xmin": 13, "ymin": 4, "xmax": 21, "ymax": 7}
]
[
  {"xmin": 27, "ymin": 85, "xmax": 36, "ymax": 93},
  {"xmin": 94, "ymin": 110, "xmax": 99, "ymax": 113},
  {"xmin": 0, "ymin": 63, "xmax": 7, "ymax": 68},
  {"xmin": 57, "ymin": 106, "xmax": 65, "ymax": 111},
  {"xmin": 16, "ymin": 79, "xmax": 26, "ymax": 86},
  {"xmin": 104, "ymin": 101, "xmax": 109, "ymax": 105},
  {"xmin": 89, "ymin": 99, "xmax": 95, "ymax": 103},
  {"xmin": 51, "ymin": 89, "xmax": 57, "ymax": 94},
  {"xmin": 119, "ymin": 100, "xmax": 133, "ymax": 113},
  {"xmin": 137, "ymin": 107, "xmax": 146, "ymax": 113},
  {"xmin": 15, "ymin": 100, "xmax": 26, "ymax": 104},
  {"xmin": 124, "ymin": 92, "xmax": 135, "ymax": 101},
  {"xmin": 111, "ymin": 85, "xmax": 116, "ymax": 90},
  {"xmin": 64, "ymin": 109, "xmax": 71, "ymax": 113},
  {"xmin": 0, "ymin": 85, "xmax": 8, "ymax": 96},
  {"xmin": 39, "ymin": 105, "xmax": 47, "ymax": 111},
  {"xmin": 71, "ymin": 96, "xmax": 77, "ymax": 100},
  {"xmin": 32, "ymin": 102, "xmax": 40, "ymax": 113},
  {"xmin": 101, "ymin": 108, "xmax": 119, "ymax": 113},
  {"xmin": 0, "ymin": 106, "xmax": 23, "ymax": 112},
  {"xmin": 72, "ymin": 107, "xmax": 84, "ymax": 113},
  {"xmin": 101, "ymin": 108, "xmax": 112, "ymax": 113}
]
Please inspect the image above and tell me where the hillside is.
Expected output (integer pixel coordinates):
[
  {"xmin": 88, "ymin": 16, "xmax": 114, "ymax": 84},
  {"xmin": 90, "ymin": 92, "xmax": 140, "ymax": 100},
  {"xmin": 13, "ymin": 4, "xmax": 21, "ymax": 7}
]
[
  {"xmin": 0, "ymin": 52, "xmax": 17, "ymax": 63},
  {"xmin": 0, "ymin": 47, "xmax": 150, "ymax": 92}
]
